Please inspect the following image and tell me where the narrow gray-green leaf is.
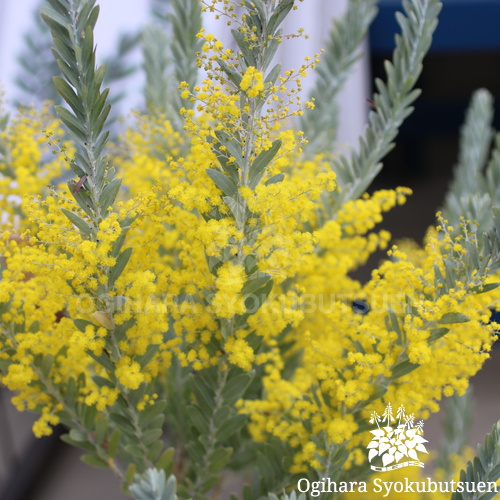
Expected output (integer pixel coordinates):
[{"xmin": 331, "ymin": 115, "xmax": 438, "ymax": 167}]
[
  {"xmin": 53, "ymin": 76, "xmax": 84, "ymax": 116},
  {"xmin": 81, "ymin": 453, "xmax": 109, "ymax": 469},
  {"xmin": 249, "ymin": 139, "xmax": 282, "ymax": 189},
  {"xmin": 99, "ymin": 177, "xmax": 121, "ymax": 211},
  {"xmin": 206, "ymin": 168, "xmax": 237, "ymax": 197},
  {"xmin": 109, "ymin": 247, "xmax": 133, "ymax": 288},
  {"xmin": 221, "ymin": 373, "xmax": 253, "ymax": 403},
  {"xmin": 61, "ymin": 208, "xmax": 93, "ymax": 235},
  {"xmin": 241, "ymin": 274, "xmax": 271, "ymax": 295},
  {"xmin": 107, "ymin": 429, "xmax": 121, "ymax": 459},
  {"xmin": 215, "ymin": 130, "xmax": 244, "ymax": 168},
  {"xmin": 438, "ymin": 312, "xmax": 470, "ymax": 325},
  {"xmin": 265, "ymin": 173, "xmax": 285, "ymax": 186}
]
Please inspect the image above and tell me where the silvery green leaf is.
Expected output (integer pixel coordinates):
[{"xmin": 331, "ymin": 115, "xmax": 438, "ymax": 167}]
[
  {"xmin": 108, "ymin": 247, "xmax": 133, "ymax": 288},
  {"xmin": 249, "ymin": 139, "xmax": 282, "ymax": 189},
  {"xmin": 215, "ymin": 130, "xmax": 244, "ymax": 169},
  {"xmin": 437, "ymin": 312, "xmax": 470, "ymax": 325},
  {"xmin": 130, "ymin": 469, "xmax": 178, "ymax": 500},
  {"xmin": 224, "ymin": 196, "xmax": 246, "ymax": 227},
  {"xmin": 241, "ymin": 273, "xmax": 272, "ymax": 295},
  {"xmin": 217, "ymin": 57, "xmax": 242, "ymax": 87},
  {"xmin": 265, "ymin": 173, "xmax": 285, "ymax": 186},
  {"xmin": 61, "ymin": 208, "xmax": 93, "ymax": 235},
  {"xmin": 231, "ymin": 28, "xmax": 257, "ymax": 67},
  {"xmin": 206, "ymin": 168, "xmax": 237, "ymax": 196},
  {"xmin": 99, "ymin": 177, "xmax": 122, "ymax": 211}
]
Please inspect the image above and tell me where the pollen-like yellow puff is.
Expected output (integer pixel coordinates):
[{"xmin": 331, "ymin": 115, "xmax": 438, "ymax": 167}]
[{"xmin": 240, "ymin": 66, "xmax": 265, "ymax": 97}]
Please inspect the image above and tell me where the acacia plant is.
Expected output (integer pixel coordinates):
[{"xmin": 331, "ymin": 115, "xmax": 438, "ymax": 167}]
[{"xmin": 2, "ymin": 0, "xmax": 500, "ymax": 499}]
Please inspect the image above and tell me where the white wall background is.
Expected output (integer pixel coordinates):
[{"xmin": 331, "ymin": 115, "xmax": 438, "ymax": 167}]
[{"xmin": 0, "ymin": 0, "xmax": 368, "ymax": 146}]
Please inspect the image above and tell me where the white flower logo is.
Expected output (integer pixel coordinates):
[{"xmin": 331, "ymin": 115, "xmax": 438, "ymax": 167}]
[{"xmin": 367, "ymin": 403, "xmax": 428, "ymax": 471}]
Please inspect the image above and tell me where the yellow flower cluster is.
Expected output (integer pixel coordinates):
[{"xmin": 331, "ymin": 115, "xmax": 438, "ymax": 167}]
[
  {"xmin": 0, "ymin": 105, "xmax": 71, "ymax": 229},
  {"xmin": 240, "ymin": 66, "xmax": 265, "ymax": 97},
  {"xmin": 211, "ymin": 262, "xmax": 247, "ymax": 318},
  {"xmin": 337, "ymin": 188, "xmax": 412, "ymax": 235},
  {"xmin": 240, "ymin": 214, "xmax": 500, "ymax": 472},
  {"xmin": 1, "ymin": 102, "xmax": 497, "ymax": 472},
  {"xmin": 0, "ymin": 3, "xmax": 497, "ymax": 488}
]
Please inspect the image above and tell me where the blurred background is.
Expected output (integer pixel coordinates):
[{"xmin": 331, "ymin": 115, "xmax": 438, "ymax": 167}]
[
  {"xmin": 1, "ymin": 0, "xmax": 500, "ymax": 498},
  {"xmin": 0, "ymin": 0, "xmax": 368, "ymax": 146}
]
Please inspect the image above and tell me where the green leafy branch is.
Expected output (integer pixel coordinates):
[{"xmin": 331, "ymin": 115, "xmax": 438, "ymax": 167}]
[
  {"xmin": 447, "ymin": 90, "xmax": 494, "ymax": 200},
  {"xmin": 486, "ymin": 134, "xmax": 500, "ymax": 206},
  {"xmin": 16, "ymin": 3, "xmax": 62, "ymax": 106},
  {"xmin": 41, "ymin": 0, "xmax": 115, "ymax": 224},
  {"xmin": 60, "ymin": 342, "xmax": 176, "ymax": 490},
  {"xmin": 313, "ymin": 434, "xmax": 350, "ymax": 497},
  {"xmin": 168, "ymin": 0, "xmax": 202, "ymax": 104},
  {"xmin": 439, "ymin": 87, "xmax": 500, "ymax": 289},
  {"xmin": 143, "ymin": 24, "xmax": 172, "ymax": 116},
  {"xmin": 451, "ymin": 420, "xmax": 500, "ymax": 500},
  {"xmin": 200, "ymin": 1, "xmax": 294, "ymax": 345},
  {"xmin": 38, "ymin": 4, "xmax": 176, "ymax": 490},
  {"xmin": 41, "ymin": 0, "xmax": 137, "ymax": 390},
  {"xmin": 436, "ymin": 390, "xmax": 474, "ymax": 479},
  {"xmin": 300, "ymin": 0, "xmax": 378, "ymax": 156},
  {"xmin": 183, "ymin": 366, "xmax": 253, "ymax": 500},
  {"xmin": 151, "ymin": 0, "xmax": 172, "ymax": 22},
  {"xmin": 235, "ymin": 438, "xmax": 296, "ymax": 499},
  {"xmin": 331, "ymin": 0, "xmax": 442, "ymax": 208},
  {"xmin": 442, "ymin": 89, "xmax": 495, "ymax": 230},
  {"xmin": 143, "ymin": 0, "xmax": 202, "ymax": 121},
  {"xmin": 18, "ymin": 0, "xmax": 138, "ymax": 129}
]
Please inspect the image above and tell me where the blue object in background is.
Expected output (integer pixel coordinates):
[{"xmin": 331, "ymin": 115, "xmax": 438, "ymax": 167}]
[
  {"xmin": 490, "ymin": 310, "xmax": 500, "ymax": 348},
  {"xmin": 371, "ymin": 0, "xmax": 500, "ymax": 54}
]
